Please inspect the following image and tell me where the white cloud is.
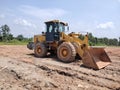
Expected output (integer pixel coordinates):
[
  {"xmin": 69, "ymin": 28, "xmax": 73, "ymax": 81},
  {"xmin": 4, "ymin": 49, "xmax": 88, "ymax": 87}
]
[
  {"xmin": 0, "ymin": 14, "xmax": 5, "ymax": 19},
  {"xmin": 19, "ymin": 5, "xmax": 67, "ymax": 19},
  {"xmin": 96, "ymin": 22, "xmax": 114, "ymax": 29},
  {"xmin": 14, "ymin": 18, "xmax": 36, "ymax": 28}
]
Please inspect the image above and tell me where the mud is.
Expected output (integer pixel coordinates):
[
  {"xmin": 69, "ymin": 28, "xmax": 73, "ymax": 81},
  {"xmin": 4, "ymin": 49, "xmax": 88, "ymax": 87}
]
[{"xmin": 0, "ymin": 45, "xmax": 120, "ymax": 90}]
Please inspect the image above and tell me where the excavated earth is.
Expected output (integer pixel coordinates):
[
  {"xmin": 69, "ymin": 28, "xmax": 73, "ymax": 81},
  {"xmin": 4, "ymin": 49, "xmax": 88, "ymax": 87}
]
[{"xmin": 0, "ymin": 45, "xmax": 120, "ymax": 90}]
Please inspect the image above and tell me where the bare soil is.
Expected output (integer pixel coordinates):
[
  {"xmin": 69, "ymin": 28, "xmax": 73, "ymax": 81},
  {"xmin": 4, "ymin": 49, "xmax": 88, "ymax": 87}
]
[{"xmin": 0, "ymin": 45, "xmax": 120, "ymax": 90}]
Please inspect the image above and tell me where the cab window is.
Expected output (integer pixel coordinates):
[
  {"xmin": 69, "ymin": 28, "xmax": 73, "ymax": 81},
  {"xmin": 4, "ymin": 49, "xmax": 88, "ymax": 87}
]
[{"xmin": 59, "ymin": 24, "xmax": 65, "ymax": 32}]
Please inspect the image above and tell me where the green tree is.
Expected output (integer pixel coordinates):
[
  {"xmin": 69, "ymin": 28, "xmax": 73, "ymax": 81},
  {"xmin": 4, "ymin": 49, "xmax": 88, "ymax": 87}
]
[
  {"xmin": 94, "ymin": 37, "xmax": 98, "ymax": 44},
  {"xmin": 0, "ymin": 24, "xmax": 10, "ymax": 41},
  {"xmin": 79, "ymin": 34, "xmax": 84, "ymax": 40},
  {"xmin": 0, "ymin": 29, "xmax": 2, "ymax": 41},
  {"xmin": 103, "ymin": 37, "xmax": 109, "ymax": 45},
  {"xmin": 16, "ymin": 34, "xmax": 24, "ymax": 41},
  {"xmin": 119, "ymin": 37, "xmax": 120, "ymax": 46},
  {"xmin": 8, "ymin": 34, "xmax": 14, "ymax": 40},
  {"xmin": 98, "ymin": 38, "xmax": 104, "ymax": 44},
  {"xmin": 88, "ymin": 33, "xmax": 96, "ymax": 46},
  {"xmin": 113, "ymin": 38, "xmax": 118, "ymax": 46},
  {"xmin": 108, "ymin": 38, "xmax": 118, "ymax": 46}
]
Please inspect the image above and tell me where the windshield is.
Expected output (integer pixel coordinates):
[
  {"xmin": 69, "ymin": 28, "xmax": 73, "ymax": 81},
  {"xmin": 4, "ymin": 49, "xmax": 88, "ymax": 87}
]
[
  {"xmin": 45, "ymin": 23, "xmax": 66, "ymax": 33},
  {"xmin": 59, "ymin": 24, "xmax": 65, "ymax": 32}
]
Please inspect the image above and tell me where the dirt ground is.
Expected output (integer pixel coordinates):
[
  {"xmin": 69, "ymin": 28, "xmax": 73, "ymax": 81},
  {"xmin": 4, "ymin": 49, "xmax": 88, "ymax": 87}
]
[{"xmin": 0, "ymin": 45, "xmax": 120, "ymax": 90}]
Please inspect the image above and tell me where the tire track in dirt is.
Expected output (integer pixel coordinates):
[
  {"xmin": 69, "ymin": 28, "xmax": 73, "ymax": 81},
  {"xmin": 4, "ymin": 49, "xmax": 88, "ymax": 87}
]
[
  {"xmin": 36, "ymin": 64, "xmax": 120, "ymax": 90},
  {"xmin": 0, "ymin": 56, "xmax": 109, "ymax": 90},
  {"xmin": 0, "ymin": 46, "xmax": 120, "ymax": 90},
  {"xmin": 35, "ymin": 58, "xmax": 120, "ymax": 81},
  {"xmin": 34, "ymin": 59, "xmax": 120, "ymax": 90}
]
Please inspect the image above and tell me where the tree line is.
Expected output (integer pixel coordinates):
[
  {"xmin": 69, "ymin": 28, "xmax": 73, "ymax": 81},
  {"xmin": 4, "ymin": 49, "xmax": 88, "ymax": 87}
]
[
  {"xmin": 0, "ymin": 24, "xmax": 32, "ymax": 43},
  {"xmin": 0, "ymin": 24, "xmax": 120, "ymax": 46},
  {"xmin": 80, "ymin": 33, "xmax": 120, "ymax": 46},
  {"xmin": 88, "ymin": 33, "xmax": 120, "ymax": 46}
]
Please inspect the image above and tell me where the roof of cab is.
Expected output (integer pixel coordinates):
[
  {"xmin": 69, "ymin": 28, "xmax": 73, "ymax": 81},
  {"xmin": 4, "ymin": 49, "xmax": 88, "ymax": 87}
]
[{"xmin": 45, "ymin": 20, "xmax": 68, "ymax": 26}]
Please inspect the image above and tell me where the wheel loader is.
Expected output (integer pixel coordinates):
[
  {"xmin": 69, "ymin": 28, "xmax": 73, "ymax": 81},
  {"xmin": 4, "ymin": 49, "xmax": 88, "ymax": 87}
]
[{"xmin": 27, "ymin": 20, "xmax": 111, "ymax": 69}]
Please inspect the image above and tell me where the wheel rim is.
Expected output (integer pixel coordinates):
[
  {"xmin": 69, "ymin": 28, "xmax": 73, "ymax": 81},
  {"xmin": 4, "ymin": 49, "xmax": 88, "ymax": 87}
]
[
  {"xmin": 37, "ymin": 46, "xmax": 42, "ymax": 54},
  {"xmin": 60, "ymin": 47, "xmax": 69, "ymax": 58},
  {"xmin": 62, "ymin": 49, "xmax": 68, "ymax": 57}
]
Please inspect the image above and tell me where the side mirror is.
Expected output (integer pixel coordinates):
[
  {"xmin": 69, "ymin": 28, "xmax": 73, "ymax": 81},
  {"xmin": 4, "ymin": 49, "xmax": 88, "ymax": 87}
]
[{"xmin": 42, "ymin": 31, "xmax": 45, "ymax": 35}]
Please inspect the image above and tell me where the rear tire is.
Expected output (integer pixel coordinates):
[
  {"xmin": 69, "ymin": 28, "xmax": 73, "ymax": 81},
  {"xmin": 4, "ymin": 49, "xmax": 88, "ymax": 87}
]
[
  {"xmin": 27, "ymin": 42, "xmax": 34, "ymax": 50},
  {"xmin": 34, "ymin": 43, "xmax": 47, "ymax": 57},
  {"xmin": 57, "ymin": 42, "xmax": 76, "ymax": 62}
]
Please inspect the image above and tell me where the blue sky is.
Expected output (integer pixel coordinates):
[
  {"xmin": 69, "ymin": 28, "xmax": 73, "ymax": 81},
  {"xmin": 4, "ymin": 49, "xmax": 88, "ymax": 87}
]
[{"xmin": 0, "ymin": 0, "xmax": 120, "ymax": 39}]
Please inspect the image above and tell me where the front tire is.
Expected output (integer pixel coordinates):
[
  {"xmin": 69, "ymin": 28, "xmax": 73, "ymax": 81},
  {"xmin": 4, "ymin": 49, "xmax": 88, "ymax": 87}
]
[
  {"xmin": 57, "ymin": 42, "xmax": 76, "ymax": 62},
  {"xmin": 34, "ymin": 43, "xmax": 47, "ymax": 57}
]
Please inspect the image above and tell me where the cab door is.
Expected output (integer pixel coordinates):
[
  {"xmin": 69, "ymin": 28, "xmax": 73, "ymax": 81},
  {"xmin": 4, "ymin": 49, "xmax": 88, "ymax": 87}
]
[{"xmin": 46, "ymin": 24, "xmax": 55, "ymax": 42}]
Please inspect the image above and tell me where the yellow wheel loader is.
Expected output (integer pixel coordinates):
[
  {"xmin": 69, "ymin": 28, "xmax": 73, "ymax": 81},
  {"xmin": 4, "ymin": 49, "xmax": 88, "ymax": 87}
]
[{"xmin": 27, "ymin": 20, "xmax": 111, "ymax": 69}]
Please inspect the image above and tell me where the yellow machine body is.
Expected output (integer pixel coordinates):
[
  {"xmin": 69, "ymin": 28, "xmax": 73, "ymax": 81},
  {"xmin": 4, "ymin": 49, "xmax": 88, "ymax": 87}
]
[{"xmin": 27, "ymin": 20, "xmax": 111, "ymax": 69}]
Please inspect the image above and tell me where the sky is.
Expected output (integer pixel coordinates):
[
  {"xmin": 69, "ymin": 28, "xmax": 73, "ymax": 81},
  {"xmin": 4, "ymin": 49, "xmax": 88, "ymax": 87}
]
[{"xmin": 0, "ymin": 0, "xmax": 120, "ymax": 39}]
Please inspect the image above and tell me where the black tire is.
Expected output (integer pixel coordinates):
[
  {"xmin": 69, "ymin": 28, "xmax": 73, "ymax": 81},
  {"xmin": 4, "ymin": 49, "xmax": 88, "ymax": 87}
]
[
  {"xmin": 27, "ymin": 42, "xmax": 34, "ymax": 50},
  {"xmin": 34, "ymin": 43, "xmax": 47, "ymax": 57},
  {"xmin": 57, "ymin": 42, "xmax": 76, "ymax": 63},
  {"xmin": 72, "ymin": 43, "xmax": 82, "ymax": 59}
]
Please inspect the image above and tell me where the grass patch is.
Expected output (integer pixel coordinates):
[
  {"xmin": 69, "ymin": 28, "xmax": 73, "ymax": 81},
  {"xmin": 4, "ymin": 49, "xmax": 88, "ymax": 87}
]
[
  {"xmin": 95, "ymin": 43, "xmax": 106, "ymax": 46},
  {"xmin": 0, "ymin": 39, "xmax": 29, "ymax": 45}
]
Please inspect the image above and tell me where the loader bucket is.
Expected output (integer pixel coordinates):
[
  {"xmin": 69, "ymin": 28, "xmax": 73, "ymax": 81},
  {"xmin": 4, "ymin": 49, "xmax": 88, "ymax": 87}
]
[{"xmin": 82, "ymin": 47, "xmax": 111, "ymax": 69}]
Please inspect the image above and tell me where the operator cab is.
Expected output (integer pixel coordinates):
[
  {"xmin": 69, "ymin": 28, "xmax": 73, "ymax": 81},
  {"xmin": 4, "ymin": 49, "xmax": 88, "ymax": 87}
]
[{"xmin": 45, "ymin": 20, "xmax": 68, "ymax": 42}]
